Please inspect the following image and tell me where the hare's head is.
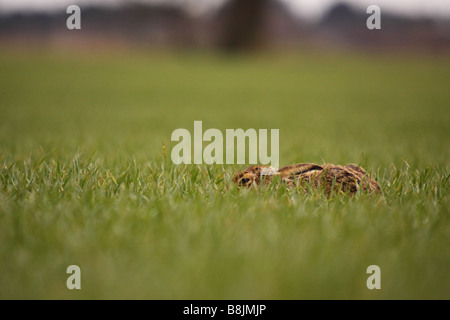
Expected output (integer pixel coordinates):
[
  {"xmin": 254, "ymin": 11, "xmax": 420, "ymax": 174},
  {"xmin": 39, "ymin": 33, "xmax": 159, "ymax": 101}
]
[{"xmin": 232, "ymin": 166, "xmax": 278, "ymax": 188}]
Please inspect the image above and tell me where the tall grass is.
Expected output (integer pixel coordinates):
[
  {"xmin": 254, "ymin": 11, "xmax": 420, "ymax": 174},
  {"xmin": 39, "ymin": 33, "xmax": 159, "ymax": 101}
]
[{"xmin": 0, "ymin": 49, "xmax": 448, "ymax": 299}]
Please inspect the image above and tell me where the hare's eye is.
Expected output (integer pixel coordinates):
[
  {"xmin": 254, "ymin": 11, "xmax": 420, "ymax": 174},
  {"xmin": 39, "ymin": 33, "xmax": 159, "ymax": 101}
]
[{"xmin": 240, "ymin": 178, "xmax": 251, "ymax": 185}]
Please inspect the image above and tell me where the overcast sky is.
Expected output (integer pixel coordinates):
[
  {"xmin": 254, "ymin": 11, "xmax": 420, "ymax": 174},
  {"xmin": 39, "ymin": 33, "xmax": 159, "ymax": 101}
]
[{"xmin": 1, "ymin": 0, "xmax": 450, "ymax": 20}]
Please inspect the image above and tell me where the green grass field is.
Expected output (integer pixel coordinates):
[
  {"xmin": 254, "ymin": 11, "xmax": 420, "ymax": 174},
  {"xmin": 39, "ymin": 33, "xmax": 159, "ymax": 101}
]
[{"xmin": 0, "ymin": 49, "xmax": 449, "ymax": 299}]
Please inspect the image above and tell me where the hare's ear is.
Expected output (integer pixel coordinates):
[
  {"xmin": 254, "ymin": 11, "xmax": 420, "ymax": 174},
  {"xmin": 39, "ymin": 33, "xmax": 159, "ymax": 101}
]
[
  {"xmin": 279, "ymin": 163, "xmax": 323, "ymax": 177},
  {"xmin": 261, "ymin": 166, "xmax": 278, "ymax": 176}
]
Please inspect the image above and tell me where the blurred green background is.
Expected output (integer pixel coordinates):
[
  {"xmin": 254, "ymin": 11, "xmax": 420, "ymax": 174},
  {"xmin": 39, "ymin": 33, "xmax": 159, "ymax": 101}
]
[{"xmin": 2, "ymin": 50, "xmax": 448, "ymax": 167}]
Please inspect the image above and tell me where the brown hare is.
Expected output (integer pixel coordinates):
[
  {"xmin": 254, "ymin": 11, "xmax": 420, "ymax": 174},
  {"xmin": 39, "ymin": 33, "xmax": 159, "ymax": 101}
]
[{"xmin": 232, "ymin": 163, "xmax": 381, "ymax": 195}]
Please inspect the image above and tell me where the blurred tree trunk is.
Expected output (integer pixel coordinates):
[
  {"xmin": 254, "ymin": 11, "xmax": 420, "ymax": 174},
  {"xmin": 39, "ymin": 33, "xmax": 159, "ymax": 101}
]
[{"xmin": 219, "ymin": 0, "xmax": 268, "ymax": 52}]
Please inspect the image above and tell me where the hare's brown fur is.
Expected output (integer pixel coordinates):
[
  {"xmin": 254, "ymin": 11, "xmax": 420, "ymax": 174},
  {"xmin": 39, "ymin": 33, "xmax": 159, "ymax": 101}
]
[{"xmin": 232, "ymin": 163, "xmax": 381, "ymax": 195}]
